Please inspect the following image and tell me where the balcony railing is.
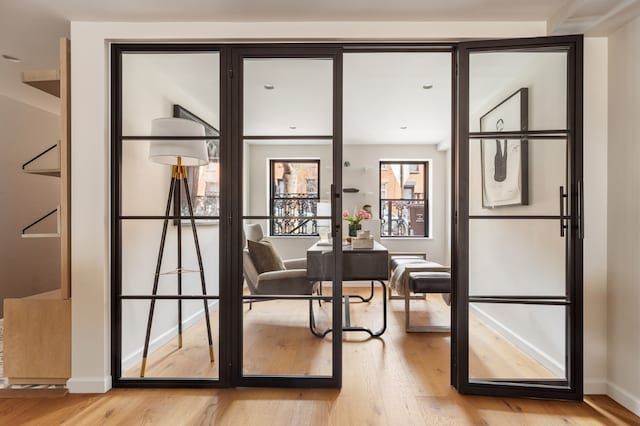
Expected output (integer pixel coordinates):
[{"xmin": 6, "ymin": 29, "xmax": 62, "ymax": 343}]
[
  {"xmin": 271, "ymin": 194, "xmax": 318, "ymax": 236},
  {"xmin": 380, "ymin": 199, "xmax": 428, "ymax": 237}
]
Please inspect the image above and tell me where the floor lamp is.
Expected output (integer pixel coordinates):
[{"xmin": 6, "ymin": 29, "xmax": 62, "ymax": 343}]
[{"xmin": 140, "ymin": 117, "xmax": 214, "ymax": 377}]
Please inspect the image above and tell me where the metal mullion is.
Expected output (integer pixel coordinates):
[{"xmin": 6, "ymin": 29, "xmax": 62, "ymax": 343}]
[
  {"xmin": 469, "ymin": 130, "xmax": 568, "ymax": 139},
  {"xmin": 244, "ymin": 135, "xmax": 333, "ymax": 140},
  {"xmin": 468, "ymin": 215, "xmax": 568, "ymax": 220},
  {"xmin": 468, "ymin": 298, "xmax": 570, "ymax": 306},
  {"xmin": 120, "ymin": 215, "xmax": 220, "ymax": 220},
  {"xmin": 111, "ymin": 43, "xmax": 124, "ymax": 385},
  {"xmin": 243, "ymin": 295, "xmax": 332, "ymax": 301},
  {"xmin": 121, "ymin": 295, "xmax": 221, "ymax": 300},
  {"xmin": 122, "ymin": 135, "xmax": 219, "ymax": 140},
  {"xmin": 242, "ymin": 215, "xmax": 327, "ymax": 220}
]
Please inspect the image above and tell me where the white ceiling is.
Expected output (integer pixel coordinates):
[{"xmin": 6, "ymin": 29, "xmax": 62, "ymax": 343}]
[{"xmin": 1, "ymin": 0, "xmax": 639, "ymax": 113}]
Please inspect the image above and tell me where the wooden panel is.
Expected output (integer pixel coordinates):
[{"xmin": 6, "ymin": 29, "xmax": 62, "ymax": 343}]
[
  {"xmin": 21, "ymin": 70, "xmax": 60, "ymax": 97},
  {"xmin": 3, "ymin": 298, "xmax": 71, "ymax": 383},
  {"xmin": 24, "ymin": 289, "xmax": 60, "ymax": 300},
  {"xmin": 59, "ymin": 37, "xmax": 71, "ymax": 300},
  {"xmin": 0, "ymin": 388, "xmax": 68, "ymax": 398}
]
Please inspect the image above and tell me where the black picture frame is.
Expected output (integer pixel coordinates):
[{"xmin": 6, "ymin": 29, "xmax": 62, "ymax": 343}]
[
  {"xmin": 172, "ymin": 104, "xmax": 220, "ymax": 223},
  {"xmin": 479, "ymin": 88, "xmax": 529, "ymax": 208}
]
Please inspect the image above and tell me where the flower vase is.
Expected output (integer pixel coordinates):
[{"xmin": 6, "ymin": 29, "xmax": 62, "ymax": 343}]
[{"xmin": 348, "ymin": 223, "xmax": 362, "ymax": 237}]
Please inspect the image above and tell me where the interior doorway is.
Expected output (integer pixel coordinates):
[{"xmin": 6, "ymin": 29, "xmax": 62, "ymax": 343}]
[{"xmin": 110, "ymin": 39, "xmax": 582, "ymax": 400}]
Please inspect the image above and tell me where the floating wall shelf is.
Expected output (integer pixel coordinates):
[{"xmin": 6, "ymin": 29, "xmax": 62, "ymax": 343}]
[{"xmin": 21, "ymin": 70, "xmax": 61, "ymax": 97}]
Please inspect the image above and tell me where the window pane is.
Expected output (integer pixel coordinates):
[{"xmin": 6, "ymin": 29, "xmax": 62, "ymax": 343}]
[
  {"xmin": 379, "ymin": 161, "xmax": 428, "ymax": 237},
  {"xmin": 270, "ymin": 160, "xmax": 320, "ymax": 236}
]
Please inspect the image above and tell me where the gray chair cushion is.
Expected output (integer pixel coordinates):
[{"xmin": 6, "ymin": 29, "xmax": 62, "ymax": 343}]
[
  {"xmin": 255, "ymin": 269, "xmax": 319, "ymax": 295},
  {"xmin": 248, "ymin": 239, "xmax": 286, "ymax": 274},
  {"xmin": 409, "ymin": 271, "xmax": 451, "ymax": 294}
]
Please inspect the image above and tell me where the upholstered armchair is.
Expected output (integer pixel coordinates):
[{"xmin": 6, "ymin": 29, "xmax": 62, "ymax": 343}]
[{"xmin": 242, "ymin": 223, "xmax": 318, "ymax": 296}]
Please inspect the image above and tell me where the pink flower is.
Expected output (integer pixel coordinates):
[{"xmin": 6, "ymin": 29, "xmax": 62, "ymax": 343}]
[{"xmin": 343, "ymin": 209, "xmax": 371, "ymax": 225}]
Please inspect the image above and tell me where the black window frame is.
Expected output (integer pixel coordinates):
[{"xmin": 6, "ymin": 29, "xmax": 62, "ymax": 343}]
[
  {"xmin": 269, "ymin": 159, "xmax": 321, "ymax": 237},
  {"xmin": 379, "ymin": 160, "xmax": 429, "ymax": 238}
]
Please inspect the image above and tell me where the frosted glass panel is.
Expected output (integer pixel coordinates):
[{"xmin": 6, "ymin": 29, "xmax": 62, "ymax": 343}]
[
  {"xmin": 469, "ymin": 220, "xmax": 565, "ymax": 297},
  {"xmin": 469, "ymin": 139, "xmax": 567, "ymax": 216},
  {"xmin": 469, "ymin": 303, "xmax": 566, "ymax": 380},
  {"xmin": 469, "ymin": 51, "xmax": 567, "ymax": 132}
]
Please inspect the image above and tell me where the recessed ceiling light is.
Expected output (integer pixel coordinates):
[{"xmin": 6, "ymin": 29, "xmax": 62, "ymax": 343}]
[
  {"xmin": 289, "ymin": 125, "xmax": 297, "ymax": 130},
  {"xmin": 422, "ymin": 84, "xmax": 433, "ymax": 90},
  {"xmin": 400, "ymin": 126, "xmax": 408, "ymax": 130},
  {"xmin": 2, "ymin": 54, "xmax": 21, "ymax": 63},
  {"xmin": 264, "ymin": 84, "xmax": 275, "ymax": 90}
]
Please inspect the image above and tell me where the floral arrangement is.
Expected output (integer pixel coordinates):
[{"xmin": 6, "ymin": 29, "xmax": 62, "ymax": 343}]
[{"xmin": 343, "ymin": 209, "xmax": 371, "ymax": 225}]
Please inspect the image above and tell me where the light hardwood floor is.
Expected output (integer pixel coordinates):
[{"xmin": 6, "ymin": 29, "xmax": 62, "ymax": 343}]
[{"xmin": 1, "ymin": 287, "xmax": 638, "ymax": 425}]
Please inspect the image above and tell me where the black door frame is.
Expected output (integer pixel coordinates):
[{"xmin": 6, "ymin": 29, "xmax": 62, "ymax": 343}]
[
  {"xmin": 230, "ymin": 45, "xmax": 345, "ymax": 388},
  {"xmin": 453, "ymin": 35, "xmax": 584, "ymax": 400},
  {"xmin": 110, "ymin": 40, "xmax": 582, "ymax": 395}
]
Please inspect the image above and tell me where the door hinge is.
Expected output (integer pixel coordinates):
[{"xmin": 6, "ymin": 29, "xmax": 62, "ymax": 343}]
[
  {"xmin": 227, "ymin": 217, "xmax": 232, "ymax": 225},
  {"xmin": 228, "ymin": 69, "xmax": 233, "ymax": 79}
]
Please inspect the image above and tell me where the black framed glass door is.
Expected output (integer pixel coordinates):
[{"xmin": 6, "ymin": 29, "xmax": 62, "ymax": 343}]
[
  {"xmin": 230, "ymin": 46, "xmax": 343, "ymax": 387},
  {"xmin": 454, "ymin": 35, "xmax": 583, "ymax": 399},
  {"xmin": 111, "ymin": 44, "xmax": 230, "ymax": 386}
]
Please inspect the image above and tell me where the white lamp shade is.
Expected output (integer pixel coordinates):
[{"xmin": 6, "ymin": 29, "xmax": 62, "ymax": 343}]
[{"xmin": 149, "ymin": 117, "xmax": 209, "ymax": 166}]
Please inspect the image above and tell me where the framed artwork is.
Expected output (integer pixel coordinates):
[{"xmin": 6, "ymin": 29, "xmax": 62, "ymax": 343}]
[
  {"xmin": 480, "ymin": 88, "xmax": 529, "ymax": 208},
  {"xmin": 173, "ymin": 105, "xmax": 220, "ymax": 223}
]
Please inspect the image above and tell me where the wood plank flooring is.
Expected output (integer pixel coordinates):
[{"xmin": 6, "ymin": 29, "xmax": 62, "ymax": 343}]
[{"xmin": 1, "ymin": 287, "xmax": 638, "ymax": 425}]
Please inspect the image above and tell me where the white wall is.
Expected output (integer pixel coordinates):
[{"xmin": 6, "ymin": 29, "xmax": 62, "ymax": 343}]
[
  {"xmin": 607, "ymin": 18, "xmax": 640, "ymax": 415},
  {"xmin": 0, "ymin": 94, "xmax": 60, "ymax": 317},
  {"xmin": 245, "ymin": 143, "xmax": 448, "ymax": 263},
  {"xmin": 582, "ymin": 37, "xmax": 609, "ymax": 395},
  {"xmin": 71, "ymin": 22, "xmax": 617, "ymax": 395}
]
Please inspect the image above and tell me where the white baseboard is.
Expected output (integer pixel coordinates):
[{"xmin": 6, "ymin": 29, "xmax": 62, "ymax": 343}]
[
  {"xmin": 607, "ymin": 381, "xmax": 640, "ymax": 416},
  {"xmin": 122, "ymin": 301, "xmax": 218, "ymax": 372},
  {"xmin": 584, "ymin": 378, "xmax": 608, "ymax": 394},
  {"xmin": 67, "ymin": 376, "xmax": 112, "ymax": 394},
  {"xmin": 470, "ymin": 305, "xmax": 564, "ymax": 378}
]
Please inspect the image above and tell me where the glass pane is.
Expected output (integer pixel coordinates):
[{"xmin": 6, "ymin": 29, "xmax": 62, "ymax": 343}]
[
  {"xmin": 469, "ymin": 303, "xmax": 566, "ymax": 380},
  {"xmin": 342, "ymin": 52, "xmax": 451, "ymax": 245},
  {"xmin": 469, "ymin": 139, "xmax": 567, "ymax": 216},
  {"xmin": 121, "ymin": 300, "xmax": 220, "ymax": 379},
  {"xmin": 118, "ymin": 51, "xmax": 222, "ymax": 383},
  {"xmin": 469, "ymin": 219, "xmax": 565, "ymax": 297},
  {"xmin": 243, "ymin": 139, "xmax": 332, "ymax": 223},
  {"xmin": 241, "ymin": 220, "xmax": 333, "ymax": 377},
  {"xmin": 120, "ymin": 220, "xmax": 220, "ymax": 379},
  {"xmin": 121, "ymin": 52, "xmax": 220, "ymax": 217},
  {"xmin": 469, "ymin": 51, "xmax": 567, "ymax": 132},
  {"xmin": 122, "ymin": 53, "xmax": 220, "ymax": 136},
  {"xmin": 242, "ymin": 57, "xmax": 334, "ymax": 378},
  {"xmin": 243, "ymin": 58, "xmax": 333, "ymax": 136},
  {"xmin": 379, "ymin": 162, "xmax": 428, "ymax": 237}
]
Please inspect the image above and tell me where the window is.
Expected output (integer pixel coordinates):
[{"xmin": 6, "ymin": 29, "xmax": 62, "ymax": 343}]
[
  {"xmin": 379, "ymin": 161, "xmax": 429, "ymax": 237},
  {"xmin": 270, "ymin": 159, "xmax": 320, "ymax": 236}
]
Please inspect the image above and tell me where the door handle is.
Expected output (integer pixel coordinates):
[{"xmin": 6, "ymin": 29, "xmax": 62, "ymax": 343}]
[
  {"xmin": 330, "ymin": 184, "xmax": 340, "ymax": 238},
  {"xmin": 577, "ymin": 180, "xmax": 584, "ymax": 239},
  {"xmin": 559, "ymin": 186, "xmax": 568, "ymax": 237}
]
